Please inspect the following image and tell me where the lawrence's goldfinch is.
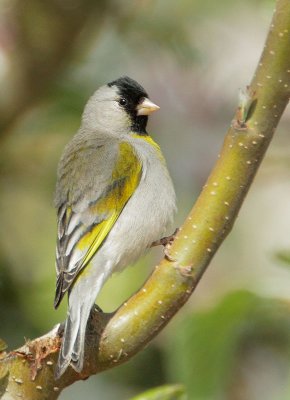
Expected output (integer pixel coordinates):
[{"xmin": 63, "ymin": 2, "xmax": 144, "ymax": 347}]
[{"xmin": 54, "ymin": 76, "xmax": 176, "ymax": 378}]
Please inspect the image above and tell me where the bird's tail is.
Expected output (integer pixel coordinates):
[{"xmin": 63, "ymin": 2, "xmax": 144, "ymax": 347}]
[
  {"xmin": 55, "ymin": 267, "xmax": 109, "ymax": 379},
  {"xmin": 55, "ymin": 302, "xmax": 91, "ymax": 379}
]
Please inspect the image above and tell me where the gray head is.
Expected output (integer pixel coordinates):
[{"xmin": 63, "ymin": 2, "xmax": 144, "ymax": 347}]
[{"xmin": 81, "ymin": 76, "xmax": 159, "ymax": 136}]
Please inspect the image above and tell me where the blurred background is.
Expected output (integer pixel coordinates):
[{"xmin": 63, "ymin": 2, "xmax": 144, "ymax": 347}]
[{"xmin": 1, "ymin": 0, "xmax": 290, "ymax": 399}]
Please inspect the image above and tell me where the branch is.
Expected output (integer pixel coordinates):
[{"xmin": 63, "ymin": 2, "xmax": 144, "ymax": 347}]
[{"xmin": 1, "ymin": 0, "xmax": 289, "ymax": 398}]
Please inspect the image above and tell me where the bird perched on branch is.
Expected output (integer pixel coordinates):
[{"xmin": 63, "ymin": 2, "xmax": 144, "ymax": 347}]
[{"xmin": 54, "ymin": 76, "xmax": 176, "ymax": 378}]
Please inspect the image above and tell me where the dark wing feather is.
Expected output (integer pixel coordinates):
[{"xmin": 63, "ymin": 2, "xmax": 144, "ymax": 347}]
[{"xmin": 54, "ymin": 140, "xmax": 142, "ymax": 308}]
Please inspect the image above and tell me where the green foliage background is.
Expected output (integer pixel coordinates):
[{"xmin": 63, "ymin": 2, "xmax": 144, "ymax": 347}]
[{"xmin": 0, "ymin": 0, "xmax": 290, "ymax": 399}]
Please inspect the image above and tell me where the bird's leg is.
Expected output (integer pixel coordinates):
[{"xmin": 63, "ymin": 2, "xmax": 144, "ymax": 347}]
[{"xmin": 151, "ymin": 228, "xmax": 180, "ymax": 261}]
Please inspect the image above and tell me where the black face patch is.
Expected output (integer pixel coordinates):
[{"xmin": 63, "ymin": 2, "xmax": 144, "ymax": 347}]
[{"xmin": 108, "ymin": 76, "xmax": 149, "ymax": 135}]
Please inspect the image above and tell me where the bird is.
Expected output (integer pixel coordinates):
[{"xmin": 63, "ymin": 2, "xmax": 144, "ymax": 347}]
[{"xmin": 53, "ymin": 76, "xmax": 176, "ymax": 378}]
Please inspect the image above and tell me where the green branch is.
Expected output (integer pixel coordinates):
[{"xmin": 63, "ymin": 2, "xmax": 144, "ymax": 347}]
[{"xmin": 1, "ymin": 1, "xmax": 289, "ymax": 398}]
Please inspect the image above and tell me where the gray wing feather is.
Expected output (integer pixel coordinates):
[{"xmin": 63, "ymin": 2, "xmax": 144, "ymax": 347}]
[{"xmin": 54, "ymin": 133, "xmax": 118, "ymax": 308}]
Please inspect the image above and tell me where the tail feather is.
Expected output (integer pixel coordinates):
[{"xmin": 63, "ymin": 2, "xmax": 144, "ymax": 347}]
[
  {"xmin": 70, "ymin": 314, "xmax": 87, "ymax": 372},
  {"xmin": 55, "ymin": 347, "xmax": 71, "ymax": 380},
  {"xmin": 62, "ymin": 314, "xmax": 80, "ymax": 359},
  {"xmin": 71, "ymin": 343, "xmax": 85, "ymax": 373},
  {"xmin": 55, "ymin": 310, "xmax": 81, "ymax": 379},
  {"xmin": 54, "ymin": 264, "xmax": 110, "ymax": 379},
  {"xmin": 55, "ymin": 298, "xmax": 97, "ymax": 378}
]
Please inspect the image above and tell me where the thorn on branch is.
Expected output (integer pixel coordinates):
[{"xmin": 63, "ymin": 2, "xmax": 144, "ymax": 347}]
[
  {"xmin": 178, "ymin": 265, "xmax": 193, "ymax": 277},
  {"xmin": 232, "ymin": 86, "xmax": 257, "ymax": 130}
]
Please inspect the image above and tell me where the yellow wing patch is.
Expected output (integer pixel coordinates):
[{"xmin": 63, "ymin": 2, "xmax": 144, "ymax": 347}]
[
  {"xmin": 77, "ymin": 212, "xmax": 119, "ymax": 268},
  {"xmin": 76, "ymin": 141, "xmax": 142, "ymax": 272}
]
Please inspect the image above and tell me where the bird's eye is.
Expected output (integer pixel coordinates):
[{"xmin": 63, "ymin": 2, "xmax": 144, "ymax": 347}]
[{"xmin": 119, "ymin": 98, "xmax": 127, "ymax": 106}]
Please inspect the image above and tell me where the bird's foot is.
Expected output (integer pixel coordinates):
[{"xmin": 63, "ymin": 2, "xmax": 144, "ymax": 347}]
[{"xmin": 151, "ymin": 228, "xmax": 180, "ymax": 261}]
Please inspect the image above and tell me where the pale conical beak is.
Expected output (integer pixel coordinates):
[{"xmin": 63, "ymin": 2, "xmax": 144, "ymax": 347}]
[{"xmin": 136, "ymin": 97, "xmax": 160, "ymax": 116}]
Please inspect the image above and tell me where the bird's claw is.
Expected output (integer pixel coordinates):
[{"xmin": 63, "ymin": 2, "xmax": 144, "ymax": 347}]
[{"xmin": 151, "ymin": 228, "xmax": 180, "ymax": 261}]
